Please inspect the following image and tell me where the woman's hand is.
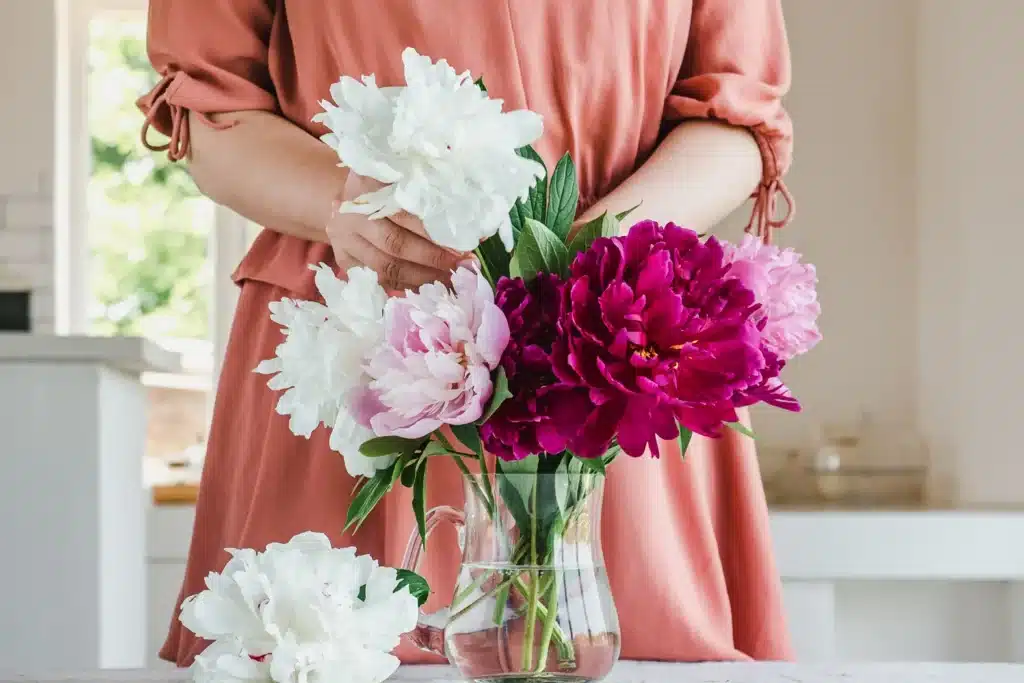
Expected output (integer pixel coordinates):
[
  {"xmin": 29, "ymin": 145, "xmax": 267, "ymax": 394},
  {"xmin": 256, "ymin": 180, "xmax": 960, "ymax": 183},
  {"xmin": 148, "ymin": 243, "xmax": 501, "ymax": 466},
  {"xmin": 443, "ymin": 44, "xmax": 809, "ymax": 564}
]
[{"xmin": 327, "ymin": 174, "xmax": 466, "ymax": 290}]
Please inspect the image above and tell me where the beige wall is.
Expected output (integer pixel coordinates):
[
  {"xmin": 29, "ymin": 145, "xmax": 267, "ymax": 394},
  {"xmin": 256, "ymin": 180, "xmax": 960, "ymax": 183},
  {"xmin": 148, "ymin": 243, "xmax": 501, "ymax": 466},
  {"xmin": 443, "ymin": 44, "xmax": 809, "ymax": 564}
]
[
  {"xmin": 917, "ymin": 0, "xmax": 1024, "ymax": 505},
  {"xmin": 742, "ymin": 0, "xmax": 920, "ymax": 456},
  {"xmin": 1, "ymin": 0, "xmax": 1021, "ymax": 503}
]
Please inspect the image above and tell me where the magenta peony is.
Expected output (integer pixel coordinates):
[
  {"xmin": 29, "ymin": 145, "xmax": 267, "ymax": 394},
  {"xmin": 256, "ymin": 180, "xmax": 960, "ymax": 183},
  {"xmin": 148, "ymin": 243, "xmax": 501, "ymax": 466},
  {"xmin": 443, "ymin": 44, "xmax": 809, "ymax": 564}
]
[
  {"xmin": 723, "ymin": 235, "xmax": 821, "ymax": 361},
  {"xmin": 350, "ymin": 266, "xmax": 510, "ymax": 439},
  {"xmin": 551, "ymin": 220, "xmax": 799, "ymax": 459},
  {"xmin": 480, "ymin": 274, "xmax": 591, "ymax": 461}
]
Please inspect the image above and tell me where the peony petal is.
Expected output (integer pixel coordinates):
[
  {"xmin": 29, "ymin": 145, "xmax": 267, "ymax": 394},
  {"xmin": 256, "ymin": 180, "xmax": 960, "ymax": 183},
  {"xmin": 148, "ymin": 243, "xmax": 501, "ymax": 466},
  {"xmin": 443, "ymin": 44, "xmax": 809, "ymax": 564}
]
[
  {"xmin": 570, "ymin": 399, "xmax": 622, "ymax": 459},
  {"xmin": 476, "ymin": 304, "xmax": 511, "ymax": 368},
  {"xmin": 499, "ymin": 110, "xmax": 546, "ymax": 149},
  {"xmin": 338, "ymin": 185, "xmax": 402, "ymax": 219},
  {"xmin": 616, "ymin": 398, "xmax": 658, "ymax": 457}
]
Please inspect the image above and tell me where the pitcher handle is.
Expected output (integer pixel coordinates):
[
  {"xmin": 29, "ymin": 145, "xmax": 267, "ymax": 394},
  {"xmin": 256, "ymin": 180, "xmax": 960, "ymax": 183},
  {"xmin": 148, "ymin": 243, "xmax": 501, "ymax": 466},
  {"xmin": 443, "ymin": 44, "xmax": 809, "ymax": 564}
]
[{"xmin": 400, "ymin": 505, "xmax": 465, "ymax": 658}]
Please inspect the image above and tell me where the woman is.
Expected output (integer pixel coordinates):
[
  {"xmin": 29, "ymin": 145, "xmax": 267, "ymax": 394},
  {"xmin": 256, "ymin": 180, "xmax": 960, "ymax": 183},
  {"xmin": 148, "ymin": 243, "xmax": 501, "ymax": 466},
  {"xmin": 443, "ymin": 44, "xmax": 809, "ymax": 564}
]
[{"xmin": 139, "ymin": 0, "xmax": 796, "ymax": 666}]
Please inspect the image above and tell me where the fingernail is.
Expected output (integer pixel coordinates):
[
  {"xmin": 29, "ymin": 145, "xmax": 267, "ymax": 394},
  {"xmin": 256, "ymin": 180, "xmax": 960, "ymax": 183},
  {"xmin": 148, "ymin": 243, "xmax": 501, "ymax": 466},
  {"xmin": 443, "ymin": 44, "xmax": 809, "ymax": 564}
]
[{"xmin": 457, "ymin": 258, "xmax": 478, "ymax": 269}]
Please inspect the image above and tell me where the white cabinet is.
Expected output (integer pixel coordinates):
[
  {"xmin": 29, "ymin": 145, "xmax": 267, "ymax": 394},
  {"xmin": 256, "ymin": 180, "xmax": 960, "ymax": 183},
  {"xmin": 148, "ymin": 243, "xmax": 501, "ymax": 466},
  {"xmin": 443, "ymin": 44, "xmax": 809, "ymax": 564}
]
[
  {"xmin": 145, "ymin": 507, "xmax": 1024, "ymax": 664},
  {"xmin": 772, "ymin": 511, "xmax": 1024, "ymax": 662},
  {"xmin": 0, "ymin": 335, "xmax": 180, "ymax": 671}
]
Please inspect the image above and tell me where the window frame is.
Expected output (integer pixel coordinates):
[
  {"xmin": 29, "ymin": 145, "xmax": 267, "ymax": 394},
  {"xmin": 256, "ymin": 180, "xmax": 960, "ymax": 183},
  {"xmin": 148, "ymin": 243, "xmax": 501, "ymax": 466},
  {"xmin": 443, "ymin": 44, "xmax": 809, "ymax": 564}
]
[{"xmin": 56, "ymin": 0, "xmax": 249, "ymax": 390}]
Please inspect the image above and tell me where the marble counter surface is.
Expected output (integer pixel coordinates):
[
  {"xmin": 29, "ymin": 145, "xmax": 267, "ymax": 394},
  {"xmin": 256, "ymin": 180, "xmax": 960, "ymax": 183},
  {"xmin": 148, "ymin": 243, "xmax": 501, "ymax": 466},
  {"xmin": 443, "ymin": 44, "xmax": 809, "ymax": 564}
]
[
  {"xmin": 0, "ymin": 334, "xmax": 182, "ymax": 374},
  {"xmin": 5, "ymin": 663, "xmax": 1024, "ymax": 683}
]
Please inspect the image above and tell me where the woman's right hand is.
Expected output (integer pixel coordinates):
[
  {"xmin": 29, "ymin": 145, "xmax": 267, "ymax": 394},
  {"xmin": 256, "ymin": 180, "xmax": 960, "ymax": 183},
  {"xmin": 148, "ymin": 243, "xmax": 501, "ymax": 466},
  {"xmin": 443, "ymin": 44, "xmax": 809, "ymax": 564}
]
[{"xmin": 327, "ymin": 173, "xmax": 467, "ymax": 291}]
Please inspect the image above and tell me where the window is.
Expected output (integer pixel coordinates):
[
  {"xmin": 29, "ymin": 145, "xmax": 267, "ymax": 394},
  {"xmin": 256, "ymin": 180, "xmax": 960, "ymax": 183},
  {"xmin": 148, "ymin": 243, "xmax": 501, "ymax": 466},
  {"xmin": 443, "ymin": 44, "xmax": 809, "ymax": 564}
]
[
  {"xmin": 57, "ymin": 0, "xmax": 260, "ymax": 484},
  {"xmin": 88, "ymin": 16, "xmax": 213, "ymax": 343}
]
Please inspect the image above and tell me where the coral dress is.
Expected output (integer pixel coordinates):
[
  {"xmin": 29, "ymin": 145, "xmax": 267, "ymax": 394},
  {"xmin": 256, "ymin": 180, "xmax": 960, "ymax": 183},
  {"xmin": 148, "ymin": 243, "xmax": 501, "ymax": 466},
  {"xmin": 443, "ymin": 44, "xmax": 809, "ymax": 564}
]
[{"xmin": 140, "ymin": 0, "xmax": 796, "ymax": 665}]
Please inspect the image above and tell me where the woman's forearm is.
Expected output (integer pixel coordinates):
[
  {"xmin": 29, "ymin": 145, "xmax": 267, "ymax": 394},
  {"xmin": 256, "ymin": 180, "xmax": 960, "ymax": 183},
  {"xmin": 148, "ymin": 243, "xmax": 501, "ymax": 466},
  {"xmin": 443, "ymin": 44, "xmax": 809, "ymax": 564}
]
[
  {"xmin": 185, "ymin": 115, "xmax": 760, "ymax": 245},
  {"xmin": 187, "ymin": 110, "xmax": 346, "ymax": 243},
  {"xmin": 580, "ymin": 120, "xmax": 764, "ymax": 233}
]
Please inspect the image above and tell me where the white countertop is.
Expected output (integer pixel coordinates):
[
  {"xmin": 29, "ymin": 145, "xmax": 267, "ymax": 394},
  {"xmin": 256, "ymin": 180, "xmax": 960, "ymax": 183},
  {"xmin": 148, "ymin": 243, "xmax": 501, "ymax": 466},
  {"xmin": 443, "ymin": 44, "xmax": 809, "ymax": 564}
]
[
  {"xmin": 4, "ymin": 663, "xmax": 1024, "ymax": 683},
  {"xmin": 770, "ymin": 509, "xmax": 1024, "ymax": 580},
  {"xmin": 147, "ymin": 506, "xmax": 1024, "ymax": 582},
  {"xmin": 0, "ymin": 334, "xmax": 182, "ymax": 374}
]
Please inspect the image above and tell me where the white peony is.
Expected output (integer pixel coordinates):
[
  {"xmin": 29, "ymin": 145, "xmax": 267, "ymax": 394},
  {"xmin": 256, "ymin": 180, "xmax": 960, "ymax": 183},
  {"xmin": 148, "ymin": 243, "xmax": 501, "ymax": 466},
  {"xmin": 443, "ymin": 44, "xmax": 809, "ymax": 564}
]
[
  {"xmin": 180, "ymin": 532, "xmax": 419, "ymax": 683},
  {"xmin": 191, "ymin": 640, "xmax": 271, "ymax": 683},
  {"xmin": 255, "ymin": 264, "xmax": 393, "ymax": 478},
  {"xmin": 314, "ymin": 47, "xmax": 546, "ymax": 253}
]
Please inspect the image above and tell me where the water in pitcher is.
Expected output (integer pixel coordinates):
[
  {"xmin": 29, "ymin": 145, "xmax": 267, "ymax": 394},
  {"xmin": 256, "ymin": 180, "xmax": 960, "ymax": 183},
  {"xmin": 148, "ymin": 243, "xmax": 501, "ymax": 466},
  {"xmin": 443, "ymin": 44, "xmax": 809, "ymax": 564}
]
[{"xmin": 445, "ymin": 562, "xmax": 621, "ymax": 683}]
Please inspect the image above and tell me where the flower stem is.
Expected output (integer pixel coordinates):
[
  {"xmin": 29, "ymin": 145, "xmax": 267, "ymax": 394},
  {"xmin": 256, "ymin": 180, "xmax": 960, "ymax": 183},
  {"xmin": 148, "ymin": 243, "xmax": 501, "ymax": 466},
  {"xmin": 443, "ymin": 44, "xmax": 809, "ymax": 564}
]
[
  {"xmin": 477, "ymin": 454, "xmax": 496, "ymax": 517},
  {"xmin": 448, "ymin": 570, "xmax": 576, "ymax": 666},
  {"xmin": 535, "ymin": 573, "xmax": 561, "ymax": 673},
  {"xmin": 520, "ymin": 482, "xmax": 541, "ymax": 671},
  {"xmin": 452, "ymin": 569, "xmax": 490, "ymax": 609},
  {"xmin": 492, "ymin": 581, "xmax": 511, "ymax": 624},
  {"xmin": 521, "ymin": 568, "xmax": 539, "ymax": 671}
]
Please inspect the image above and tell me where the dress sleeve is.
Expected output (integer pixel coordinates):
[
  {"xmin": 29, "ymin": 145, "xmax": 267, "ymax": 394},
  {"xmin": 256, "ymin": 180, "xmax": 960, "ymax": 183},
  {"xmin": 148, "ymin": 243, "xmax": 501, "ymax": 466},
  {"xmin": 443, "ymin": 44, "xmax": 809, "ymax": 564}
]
[
  {"xmin": 137, "ymin": 0, "xmax": 278, "ymax": 162},
  {"xmin": 664, "ymin": 0, "xmax": 794, "ymax": 242}
]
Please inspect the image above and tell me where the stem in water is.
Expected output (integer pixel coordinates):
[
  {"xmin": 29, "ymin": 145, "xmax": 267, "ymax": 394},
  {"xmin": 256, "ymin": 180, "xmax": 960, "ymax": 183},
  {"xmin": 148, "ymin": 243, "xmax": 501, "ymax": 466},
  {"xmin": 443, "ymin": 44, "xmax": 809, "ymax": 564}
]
[
  {"xmin": 520, "ymin": 482, "xmax": 540, "ymax": 671},
  {"xmin": 535, "ymin": 574, "xmax": 561, "ymax": 673}
]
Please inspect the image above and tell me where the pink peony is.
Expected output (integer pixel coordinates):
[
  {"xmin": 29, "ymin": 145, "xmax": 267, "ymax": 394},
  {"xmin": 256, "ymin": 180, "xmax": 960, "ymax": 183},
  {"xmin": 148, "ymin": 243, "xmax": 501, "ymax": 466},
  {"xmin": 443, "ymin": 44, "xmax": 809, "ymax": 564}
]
[
  {"xmin": 723, "ymin": 235, "xmax": 821, "ymax": 361},
  {"xmin": 351, "ymin": 267, "xmax": 510, "ymax": 439}
]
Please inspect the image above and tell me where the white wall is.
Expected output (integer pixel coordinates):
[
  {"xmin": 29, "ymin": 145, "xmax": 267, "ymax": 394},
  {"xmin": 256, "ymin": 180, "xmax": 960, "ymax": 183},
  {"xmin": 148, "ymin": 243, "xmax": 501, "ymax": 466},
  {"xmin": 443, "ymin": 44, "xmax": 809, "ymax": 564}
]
[{"xmin": 0, "ymin": 0, "xmax": 56, "ymax": 331}]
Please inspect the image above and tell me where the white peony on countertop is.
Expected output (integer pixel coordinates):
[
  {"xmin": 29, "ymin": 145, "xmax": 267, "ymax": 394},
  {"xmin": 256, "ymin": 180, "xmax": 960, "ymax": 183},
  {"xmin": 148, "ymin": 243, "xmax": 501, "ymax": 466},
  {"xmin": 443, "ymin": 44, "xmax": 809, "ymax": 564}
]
[{"xmin": 4, "ymin": 663, "xmax": 1024, "ymax": 683}]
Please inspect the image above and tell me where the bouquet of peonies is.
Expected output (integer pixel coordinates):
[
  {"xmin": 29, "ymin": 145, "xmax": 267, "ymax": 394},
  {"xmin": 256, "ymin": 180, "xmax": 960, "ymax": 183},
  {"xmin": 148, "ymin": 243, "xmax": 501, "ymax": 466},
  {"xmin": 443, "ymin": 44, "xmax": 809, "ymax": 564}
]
[{"xmin": 249, "ymin": 47, "xmax": 821, "ymax": 676}]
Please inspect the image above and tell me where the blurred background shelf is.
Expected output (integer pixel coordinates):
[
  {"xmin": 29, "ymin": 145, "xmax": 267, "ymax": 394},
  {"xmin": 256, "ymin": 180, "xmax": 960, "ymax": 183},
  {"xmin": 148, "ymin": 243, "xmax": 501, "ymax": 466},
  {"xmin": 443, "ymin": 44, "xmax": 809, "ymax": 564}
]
[{"xmin": 151, "ymin": 484, "xmax": 199, "ymax": 506}]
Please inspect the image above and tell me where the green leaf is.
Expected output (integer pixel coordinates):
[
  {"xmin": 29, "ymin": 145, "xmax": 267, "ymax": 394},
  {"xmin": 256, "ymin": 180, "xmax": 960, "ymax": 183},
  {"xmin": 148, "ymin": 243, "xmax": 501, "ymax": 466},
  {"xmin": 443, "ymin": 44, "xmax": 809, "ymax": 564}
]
[
  {"xmin": 726, "ymin": 422, "xmax": 756, "ymax": 439},
  {"xmin": 345, "ymin": 465, "xmax": 397, "ymax": 531},
  {"xmin": 422, "ymin": 440, "xmax": 453, "ymax": 458},
  {"xmin": 567, "ymin": 211, "xmax": 619, "ymax": 258},
  {"xmin": 495, "ymin": 458, "xmax": 536, "ymax": 541},
  {"xmin": 390, "ymin": 456, "xmax": 407, "ymax": 485},
  {"xmin": 412, "ymin": 457, "xmax": 429, "ymax": 549},
  {"xmin": 533, "ymin": 455, "xmax": 568, "ymax": 557},
  {"xmin": 517, "ymin": 146, "xmax": 548, "ymax": 220},
  {"xmin": 546, "ymin": 153, "xmax": 579, "ymax": 241},
  {"xmin": 474, "ymin": 77, "xmax": 487, "ymax": 93},
  {"xmin": 395, "ymin": 568, "xmax": 431, "ymax": 606},
  {"xmin": 509, "ymin": 200, "xmax": 530, "ymax": 237},
  {"xmin": 560, "ymin": 455, "xmax": 586, "ymax": 510},
  {"xmin": 479, "ymin": 367, "xmax": 512, "ymax": 423},
  {"xmin": 615, "ymin": 202, "xmax": 643, "ymax": 223},
  {"xmin": 677, "ymin": 425, "xmax": 694, "ymax": 459},
  {"xmin": 476, "ymin": 237, "xmax": 511, "ymax": 285},
  {"xmin": 577, "ymin": 455, "xmax": 606, "ymax": 475},
  {"xmin": 400, "ymin": 459, "xmax": 418, "ymax": 488},
  {"xmin": 555, "ymin": 456, "xmax": 571, "ymax": 512},
  {"xmin": 359, "ymin": 436, "xmax": 423, "ymax": 458},
  {"xmin": 451, "ymin": 423, "xmax": 483, "ymax": 456},
  {"xmin": 509, "ymin": 218, "xmax": 570, "ymax": 281}
]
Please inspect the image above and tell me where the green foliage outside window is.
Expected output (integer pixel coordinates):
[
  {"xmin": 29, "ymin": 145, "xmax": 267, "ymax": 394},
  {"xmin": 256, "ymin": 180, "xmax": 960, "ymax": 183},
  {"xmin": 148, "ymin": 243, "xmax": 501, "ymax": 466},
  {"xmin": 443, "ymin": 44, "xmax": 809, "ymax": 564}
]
[{"xmin": 88, "ymin": 19, "xmax": 210, "ymax": 340}]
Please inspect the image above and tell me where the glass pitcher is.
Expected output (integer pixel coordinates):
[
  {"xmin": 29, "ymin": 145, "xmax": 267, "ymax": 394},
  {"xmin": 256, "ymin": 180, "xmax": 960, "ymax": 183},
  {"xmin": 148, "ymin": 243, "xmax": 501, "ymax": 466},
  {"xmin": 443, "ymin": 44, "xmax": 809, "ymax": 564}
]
[{"xmin": 401, "ymin": 467, "xmax": 620, "ymax": 683}]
